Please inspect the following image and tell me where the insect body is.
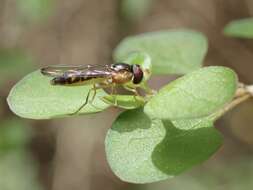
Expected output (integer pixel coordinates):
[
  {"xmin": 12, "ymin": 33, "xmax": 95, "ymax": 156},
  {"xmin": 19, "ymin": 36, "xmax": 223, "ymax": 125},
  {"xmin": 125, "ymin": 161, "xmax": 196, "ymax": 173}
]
[
  {"xmin": 41, "ymin": 63, "xmax": 143, "ymax": 114},
  {"xmin": 41, "ymin": 63, "xmax": 143, "ymax": 86}
]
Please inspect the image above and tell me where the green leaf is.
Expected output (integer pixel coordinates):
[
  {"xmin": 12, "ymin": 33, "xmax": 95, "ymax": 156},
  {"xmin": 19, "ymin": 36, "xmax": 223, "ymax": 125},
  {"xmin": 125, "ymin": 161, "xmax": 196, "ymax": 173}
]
[
  {"xmin": 224, "ymin": 18, "xmax": 253, "ymax": 38},
  {"xmin": 105, "ymin": 109, "xmax": 168, "ymax": 183},
  {"xmin": 7, "ymin": 71, "xmax": 110, "ymax": 119},
  {"xmin": 102, "ymin": 95, "xmax": 145, "ymax": 109},
  {"xmin": 16, "ymin": 0, "xmax": 54, "ymax": 22},
  {"xmin": 144, "ymin": 66, "xmax": 237, "ymax": 120},
  {"xmin": 121, "ymin": 0, "xmax": 153, "ymax": 22},
  {"xmin": 114, "ymin": 30, "xmax": 208, "ymax": 75},
  {"xmin": 105, "ymin": 109, "xmax": 222, "ymax": 183},
  {"xmin": 0, "ymin": 49, "xmax": 34, "ymax": 86}
]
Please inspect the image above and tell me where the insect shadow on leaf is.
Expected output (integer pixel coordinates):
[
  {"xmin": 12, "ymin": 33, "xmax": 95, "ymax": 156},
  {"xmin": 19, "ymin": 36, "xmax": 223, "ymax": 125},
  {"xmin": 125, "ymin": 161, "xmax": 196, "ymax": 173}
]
[{"xmin": 151, "ymin": 119, "xmax": 223, "ymax": 175}]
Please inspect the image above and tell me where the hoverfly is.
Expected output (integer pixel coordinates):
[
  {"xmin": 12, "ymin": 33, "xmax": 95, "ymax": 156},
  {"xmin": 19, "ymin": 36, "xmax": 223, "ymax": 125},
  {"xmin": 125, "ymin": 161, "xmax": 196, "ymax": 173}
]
[{"xmin": 41, "ymin": 63, "xmax": 144, "ymax": 114}]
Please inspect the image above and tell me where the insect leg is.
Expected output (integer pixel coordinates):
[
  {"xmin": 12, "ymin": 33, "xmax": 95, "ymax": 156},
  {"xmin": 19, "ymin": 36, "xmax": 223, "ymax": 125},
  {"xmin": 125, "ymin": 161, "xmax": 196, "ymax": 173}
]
[
  {"xmin": 85, "ymin": 84, "xmax": 104, "ymax": 111},
  {"xmin": 111, "ymin": 83, "xmax": 118, "ymax": 106},
  {"xmin": 123, "ymin": 86, "xmax": 140, "ymax": 96},
  {"xmin": 123, "ymin": 85, "xmax": 141, "ymax": 103},
  {"xmin": 123, "ymin": 85, "xmax": 140, "ymax": 96},
  {"xmin": 70, "ymin": 86, "xmax": 96, "ymax": 115},
  {"xmin": 90, "ymin": 84, "xmax": 97, "ymax": 103}
]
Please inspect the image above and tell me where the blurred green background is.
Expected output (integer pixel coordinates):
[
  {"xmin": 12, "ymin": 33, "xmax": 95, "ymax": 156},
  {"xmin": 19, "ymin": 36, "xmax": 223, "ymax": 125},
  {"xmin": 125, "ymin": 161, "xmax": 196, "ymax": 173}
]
[{"xmin": 1, "ymin": 0, "xmax": 253, "ymax": 189}]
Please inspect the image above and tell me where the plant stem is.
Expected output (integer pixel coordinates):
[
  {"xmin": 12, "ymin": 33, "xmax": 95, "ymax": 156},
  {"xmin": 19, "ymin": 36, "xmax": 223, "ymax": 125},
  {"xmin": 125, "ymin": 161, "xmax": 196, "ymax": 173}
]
[
  {"xmin": 246, "ymin": 85, "xmax": 253, "ymax": 95},
  {"xmin": 210, "ymin": 83, "xmax": 253, "ymax": 121},
  {"xmin": 210, "ymin": 93, "xmax": 251, "ymax": 121},
  {"xmin": 236, "ymin": 83, "xmax": 253, "ymax": 96}
]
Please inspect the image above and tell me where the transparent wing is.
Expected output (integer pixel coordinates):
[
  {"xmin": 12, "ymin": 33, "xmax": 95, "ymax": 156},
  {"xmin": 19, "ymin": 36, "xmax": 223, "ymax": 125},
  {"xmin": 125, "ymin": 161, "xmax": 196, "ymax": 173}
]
[
  {"xmin": 41, "ymin": 64, "xmax": 112, "ymax": 77},
  {"xmin": 77, "ymin": 69, "xmax": 112, "ymax": 78}
]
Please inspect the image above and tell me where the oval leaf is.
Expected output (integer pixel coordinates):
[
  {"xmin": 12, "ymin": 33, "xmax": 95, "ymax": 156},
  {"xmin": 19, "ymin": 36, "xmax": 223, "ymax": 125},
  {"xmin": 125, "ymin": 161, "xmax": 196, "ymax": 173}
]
[
  {"xmin": 105, "ymin": 109, "xmax": 168, "ymax": 183},
  {"xmin": 144, "ymin": 66, "xmax": 237, "ymax": 120},
  {"xmin": 7, "ymin": 71, "xmax": 110, "ymax": 119},
  {"xmin": 224, "ymin": 18, "xmax": 253, "ymax": 39},
  {"xmin": 105, "ymin": 109, "xmax": 222, "ymax": 183},
  {"xmin": 114, "ymin": 30, "xmax": 208, "ymax": 75},
  {"xmin": 102, "ymin": 95, "xmax": 145, "ymax": 109}
]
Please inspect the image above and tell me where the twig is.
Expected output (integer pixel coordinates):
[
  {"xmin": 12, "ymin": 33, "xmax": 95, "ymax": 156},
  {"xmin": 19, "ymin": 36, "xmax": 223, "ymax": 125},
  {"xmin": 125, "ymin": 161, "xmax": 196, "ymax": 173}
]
[
  {"xmin": 210, "ymin": 93, "xmax": 251, "ymax": 121},
  {"xmin": 246, "ymin": 85, "xmax": 253, "ymax": 95}
]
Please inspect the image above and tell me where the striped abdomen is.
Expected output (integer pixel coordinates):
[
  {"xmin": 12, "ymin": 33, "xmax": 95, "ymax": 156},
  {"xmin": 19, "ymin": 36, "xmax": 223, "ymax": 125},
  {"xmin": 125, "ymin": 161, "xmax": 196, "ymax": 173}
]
[{"xmin": 51, "ymin": 76, "xmax": 104, "ymax": 86}]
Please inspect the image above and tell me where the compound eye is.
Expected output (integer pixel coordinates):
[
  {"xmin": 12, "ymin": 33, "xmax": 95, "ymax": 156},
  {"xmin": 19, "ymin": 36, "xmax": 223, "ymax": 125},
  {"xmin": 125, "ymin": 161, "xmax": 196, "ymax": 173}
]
[{"xmin": 132, "ymin": 65, "xmax": 143, "ymax": 84}]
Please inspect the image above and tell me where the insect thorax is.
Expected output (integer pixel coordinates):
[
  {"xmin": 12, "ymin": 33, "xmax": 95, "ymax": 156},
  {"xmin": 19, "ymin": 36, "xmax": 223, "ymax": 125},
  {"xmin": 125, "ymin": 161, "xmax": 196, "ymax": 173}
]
[{"xmin": 111, "ymin": 70, "xmax": 133, "ymax": 84}]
